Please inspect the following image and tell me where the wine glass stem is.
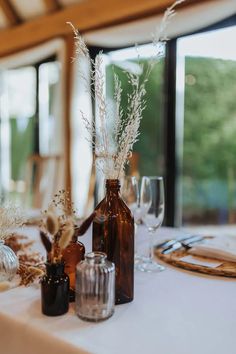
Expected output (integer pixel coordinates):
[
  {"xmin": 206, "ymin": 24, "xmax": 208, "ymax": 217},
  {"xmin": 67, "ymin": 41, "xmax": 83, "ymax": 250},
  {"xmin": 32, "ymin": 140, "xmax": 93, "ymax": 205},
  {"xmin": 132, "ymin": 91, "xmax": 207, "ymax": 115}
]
[
  {"xmin": 134, "ymin": 222, "xmax": 137, "ymax": 256},
  {"xmin": 148, "ymin": 230, "xmax": 155, "ymax": 261}
]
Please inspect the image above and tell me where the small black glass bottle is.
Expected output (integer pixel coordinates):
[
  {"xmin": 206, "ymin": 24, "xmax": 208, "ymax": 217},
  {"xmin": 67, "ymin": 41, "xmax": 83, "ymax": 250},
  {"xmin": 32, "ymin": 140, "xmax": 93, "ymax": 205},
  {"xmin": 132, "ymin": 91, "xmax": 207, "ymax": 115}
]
[{"xmin": 41, "ymin": 262, "xmax": 69, "ymax": 316}]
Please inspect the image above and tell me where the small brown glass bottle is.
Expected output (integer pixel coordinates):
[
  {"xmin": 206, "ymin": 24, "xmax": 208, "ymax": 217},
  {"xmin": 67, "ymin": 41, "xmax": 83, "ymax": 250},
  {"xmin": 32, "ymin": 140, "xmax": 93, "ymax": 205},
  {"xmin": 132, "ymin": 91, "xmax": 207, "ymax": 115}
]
[
  {"xmin": 62, "ymin": 236, "xmax": 85, "ymax": 301},
  {"xmin": 92, "ymin": 179, "xmax": 134, "ymax": 305},
  {"xmin": 62, "ymin": 212, "xmax": 95, "ymax": 302}
]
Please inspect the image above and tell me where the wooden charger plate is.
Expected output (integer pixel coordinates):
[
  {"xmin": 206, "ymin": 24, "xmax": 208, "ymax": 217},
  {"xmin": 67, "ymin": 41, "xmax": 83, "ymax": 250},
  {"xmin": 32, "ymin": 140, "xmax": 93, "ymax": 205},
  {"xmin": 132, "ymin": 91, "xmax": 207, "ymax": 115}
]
[{"xmin": 155, "ymin": 246, "xmax": 236, "ymax": 278}]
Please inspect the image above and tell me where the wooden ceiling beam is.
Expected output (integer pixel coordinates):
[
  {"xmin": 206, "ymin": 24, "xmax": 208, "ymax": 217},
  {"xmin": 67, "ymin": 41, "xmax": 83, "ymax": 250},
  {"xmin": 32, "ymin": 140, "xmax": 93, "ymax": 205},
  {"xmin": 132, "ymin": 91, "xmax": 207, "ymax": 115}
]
[
  {"xmin": 0, "ymin": 0, "xmax": 21, "ymax": 26},
  {"xmin": 43, "ymin": 0, "xmax": 61, "ymax": 13},
  {"xmin": 0, "ymin": 0, "xmax": 199, "ymax": 58}
]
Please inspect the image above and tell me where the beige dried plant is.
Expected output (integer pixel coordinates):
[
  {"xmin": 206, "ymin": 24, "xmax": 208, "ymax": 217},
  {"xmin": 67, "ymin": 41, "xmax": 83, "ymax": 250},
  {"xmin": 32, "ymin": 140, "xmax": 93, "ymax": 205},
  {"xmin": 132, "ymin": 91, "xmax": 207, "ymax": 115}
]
[
  {"xmin": 41, "ymin": 192, "xmax": 77, "ymax": 263},
  {"xmin": 58, "ymin": 224, "xmax": 74, "ymax": 251},
  {"xmin": 0, "ymin": 203, "xmax": 25, "ymax": 241},
  {"xmin": 45, "ymin": 212, "xmax": 59, "ymax": 236},
  {"xmin": 68, "ymin": 0, "xmax": 185, "ymax": 179}
]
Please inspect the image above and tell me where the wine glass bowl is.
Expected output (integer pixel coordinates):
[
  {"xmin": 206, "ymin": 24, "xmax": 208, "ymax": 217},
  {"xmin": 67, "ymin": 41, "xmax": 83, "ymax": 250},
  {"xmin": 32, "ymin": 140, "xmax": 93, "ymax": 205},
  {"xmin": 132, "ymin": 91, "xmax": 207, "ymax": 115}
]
[
  {"xmin": 121, "ymin": 176, "xmax": 140, "ymax": 218},
  {"xmin": 121, "ymin": 176, "xmax": 142, "ymax": 263},
  {"xmin": 137, "ymin": 176, "xmax": 165, "ymax": 273}
]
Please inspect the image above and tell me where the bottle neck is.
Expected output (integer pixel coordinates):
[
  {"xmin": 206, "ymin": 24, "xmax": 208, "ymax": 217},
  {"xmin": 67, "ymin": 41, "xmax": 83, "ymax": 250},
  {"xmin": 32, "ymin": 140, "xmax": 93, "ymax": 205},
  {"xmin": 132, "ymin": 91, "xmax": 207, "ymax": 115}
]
[
  {"xmin": 46, "ymin": 262, "xmax": 65, "ymax": 276},
  {"xmin": 85, "ymin": 252, "xmax": 106, "ymax": 265},
  {"xmin": 105, "ymin": 179, "xmax": 121, "ymax": 196}
]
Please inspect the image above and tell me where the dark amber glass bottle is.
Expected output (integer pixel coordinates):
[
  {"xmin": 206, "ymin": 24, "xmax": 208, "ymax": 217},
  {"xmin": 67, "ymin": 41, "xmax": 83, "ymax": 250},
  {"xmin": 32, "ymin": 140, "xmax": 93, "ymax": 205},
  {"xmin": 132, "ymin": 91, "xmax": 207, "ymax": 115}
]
[
  {"xmin": 92, "ymin": 179, "xmax": 134, "ymax": 304},
  {"xmin": 41, "ymin": 262, "xmax": 69, "ymax": 316},
  {"xmin": 62, "ymin": 236, "xmax": 85, "ymax": 301}
]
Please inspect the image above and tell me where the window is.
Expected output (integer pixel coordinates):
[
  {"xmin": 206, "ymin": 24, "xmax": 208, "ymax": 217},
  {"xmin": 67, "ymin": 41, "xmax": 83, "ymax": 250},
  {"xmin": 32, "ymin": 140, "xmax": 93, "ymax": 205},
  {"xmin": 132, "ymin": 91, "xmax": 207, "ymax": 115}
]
[
  {"xmin": 176, "ymin": 24, "xmax": 236, "ymax": 226},
  {"xmin": 0, "ymin": 57, "xmax": 60, "ymax": 205}
]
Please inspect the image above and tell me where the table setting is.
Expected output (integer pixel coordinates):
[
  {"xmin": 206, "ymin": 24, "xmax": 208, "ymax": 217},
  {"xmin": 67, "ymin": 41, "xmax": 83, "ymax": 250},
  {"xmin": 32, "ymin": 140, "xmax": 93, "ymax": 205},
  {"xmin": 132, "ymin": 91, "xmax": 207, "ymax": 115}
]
[
  {"xmin": 0, "ymin": 224, "xmax": 236, "ymax": 354},
  {"xmin": 1, "ymin": 172, "xmax": 236, "ymax": 354},
  {"xmin": 0, "ymin": 179, "xmax": 236, "ymax": 354}
]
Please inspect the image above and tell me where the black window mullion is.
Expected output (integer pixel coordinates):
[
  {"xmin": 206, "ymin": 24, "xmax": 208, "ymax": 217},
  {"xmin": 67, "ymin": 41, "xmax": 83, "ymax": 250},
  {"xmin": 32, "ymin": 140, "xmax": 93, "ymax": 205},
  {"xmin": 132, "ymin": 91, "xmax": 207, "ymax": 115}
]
[
  {"xmin": 163, "ymin": 39, "xmax": 177, "ymax": 227},
  {"xmin": 33, "ymin": 55, "xmax": 57, "ymax": 155}
]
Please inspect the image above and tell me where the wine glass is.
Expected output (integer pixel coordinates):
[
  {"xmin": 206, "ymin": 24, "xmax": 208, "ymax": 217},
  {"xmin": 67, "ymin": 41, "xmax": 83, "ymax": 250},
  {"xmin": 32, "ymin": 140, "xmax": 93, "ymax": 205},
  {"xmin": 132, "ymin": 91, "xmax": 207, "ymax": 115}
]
[
  {"xmin": 121, "ymin": 176, "xmax": 139, "ymax": 216},
  {"xmin": 137, "ymin": 176, "xmax": 165, "ymax": 273},
  {"xmin": 121, "ymin": 176, "xmax": 141, "ymax": 262}
]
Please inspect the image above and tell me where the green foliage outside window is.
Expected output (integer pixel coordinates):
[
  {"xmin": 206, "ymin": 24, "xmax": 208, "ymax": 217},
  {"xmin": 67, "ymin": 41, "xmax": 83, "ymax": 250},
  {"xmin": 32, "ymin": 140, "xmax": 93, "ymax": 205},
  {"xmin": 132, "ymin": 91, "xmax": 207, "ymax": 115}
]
[
  {"xmin": 183, "ymin": 57, "xmax": 236, "ymax": 222},
  {"xmin": 10, "ymin": 116, "xmax": 36, "ymax": 181}
]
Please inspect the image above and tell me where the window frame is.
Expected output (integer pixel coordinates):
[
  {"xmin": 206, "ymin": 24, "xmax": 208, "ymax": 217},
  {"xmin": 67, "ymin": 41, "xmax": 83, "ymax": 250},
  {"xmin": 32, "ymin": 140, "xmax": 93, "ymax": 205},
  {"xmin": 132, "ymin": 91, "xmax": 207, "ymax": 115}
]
[
  {"xmin": 168, "ymin": 14, "xmax": 236, "ymax": 226},
  {"xmin": 0, "ymin": 55, "xmax": 57, "ymax": 198}
]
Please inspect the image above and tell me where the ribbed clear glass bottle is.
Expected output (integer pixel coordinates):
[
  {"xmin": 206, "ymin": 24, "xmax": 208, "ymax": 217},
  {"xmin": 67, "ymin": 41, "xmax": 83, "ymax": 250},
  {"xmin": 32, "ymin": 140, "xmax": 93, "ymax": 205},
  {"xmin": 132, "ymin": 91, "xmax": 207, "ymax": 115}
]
[
  {"xmin": 0, "ymin": 240, "xmax": 19, "ymax": 281},
  {"xmin": 75, "ymin": 252, "xmax": 115, "ymax": 322}
]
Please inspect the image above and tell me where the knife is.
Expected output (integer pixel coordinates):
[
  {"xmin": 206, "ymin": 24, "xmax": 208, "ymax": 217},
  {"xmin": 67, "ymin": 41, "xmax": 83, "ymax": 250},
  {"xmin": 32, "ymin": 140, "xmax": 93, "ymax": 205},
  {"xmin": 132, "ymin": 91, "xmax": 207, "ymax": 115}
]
[
  {"xmin": 161, "ymin": 236, "xmax": 204, "ymax": 255},
  {"xmin": 155, "ymin": 235, "xmax": 200, "ymax": 250}
]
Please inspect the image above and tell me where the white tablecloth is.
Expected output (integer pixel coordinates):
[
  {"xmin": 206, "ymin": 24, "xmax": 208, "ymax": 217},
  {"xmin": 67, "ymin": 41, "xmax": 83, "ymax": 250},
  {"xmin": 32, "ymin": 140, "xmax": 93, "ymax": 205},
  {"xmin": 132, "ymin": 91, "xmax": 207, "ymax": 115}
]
[{"xmin": 0, "ymin": 226, "xmax": 236, "ymax": 354}]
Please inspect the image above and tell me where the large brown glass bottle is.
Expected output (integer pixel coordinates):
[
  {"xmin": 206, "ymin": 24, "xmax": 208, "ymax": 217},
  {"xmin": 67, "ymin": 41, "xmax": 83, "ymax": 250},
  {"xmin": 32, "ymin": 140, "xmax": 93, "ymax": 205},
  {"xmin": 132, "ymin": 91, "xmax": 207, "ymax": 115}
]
[{"xmin": 92, "ymin": 179, "xmax": 134, "ymax": 304}]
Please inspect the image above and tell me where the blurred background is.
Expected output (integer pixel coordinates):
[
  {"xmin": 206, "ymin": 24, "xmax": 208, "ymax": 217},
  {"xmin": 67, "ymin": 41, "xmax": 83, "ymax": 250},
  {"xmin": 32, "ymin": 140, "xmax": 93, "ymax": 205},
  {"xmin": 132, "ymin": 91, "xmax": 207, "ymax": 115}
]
[{"xmin": 0, "ymin": 0, "xmax": 236, "ymax": 229}]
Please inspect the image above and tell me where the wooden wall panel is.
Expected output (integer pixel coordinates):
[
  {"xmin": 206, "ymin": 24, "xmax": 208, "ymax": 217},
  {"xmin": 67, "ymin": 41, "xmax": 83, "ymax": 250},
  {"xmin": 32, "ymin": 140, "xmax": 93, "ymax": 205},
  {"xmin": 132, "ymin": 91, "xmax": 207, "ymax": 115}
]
[
  {"xmin": 0, "ymin": 0, "xmax": 21, "ymax": 25},
  {"xmin": 43, "ymin": 0, "xmax": 61, "ymax": 13},
  {"xmin": 64, "ymin": 34, "xmax": 74, "ymax": 194}
]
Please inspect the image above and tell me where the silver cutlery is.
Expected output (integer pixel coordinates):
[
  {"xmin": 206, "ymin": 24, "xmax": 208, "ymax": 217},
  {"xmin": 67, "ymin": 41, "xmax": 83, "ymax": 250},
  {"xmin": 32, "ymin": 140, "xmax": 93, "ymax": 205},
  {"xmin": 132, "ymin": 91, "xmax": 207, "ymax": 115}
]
[
  {"xmin": 161, "ymin": 236, "xmax": 204, "ymax": 255},
  {"xmin": 155, "ymin": 235, "xmax": 202, "ymax": 250}
]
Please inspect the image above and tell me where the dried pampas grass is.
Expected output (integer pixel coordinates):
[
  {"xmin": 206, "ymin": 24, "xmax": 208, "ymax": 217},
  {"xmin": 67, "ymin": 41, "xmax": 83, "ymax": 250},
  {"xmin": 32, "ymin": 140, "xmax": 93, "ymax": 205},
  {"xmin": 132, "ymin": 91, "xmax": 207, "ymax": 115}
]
[{"xmin": 68, "ymin": 0, "xmax": 184, "ymax": 179}]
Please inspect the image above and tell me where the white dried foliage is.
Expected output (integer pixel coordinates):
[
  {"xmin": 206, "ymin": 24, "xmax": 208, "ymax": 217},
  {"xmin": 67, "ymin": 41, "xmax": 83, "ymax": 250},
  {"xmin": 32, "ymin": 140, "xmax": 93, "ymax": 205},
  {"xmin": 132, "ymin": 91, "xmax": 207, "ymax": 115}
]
[
  {"xmin": 113, "ymin": 72, "xmax": 147, "ymax": 178},
  {"xmin": 114, "ymin": 73, "xmax": 123, "ymax": 132},
  {"xmin": 69, "ymin": 0, "xmax": 184, "ymax": 179},
  {"xmin": 67, "ymin": 22, "xmax": 89, "ymax": 59},
  {"xmin": 153, "ymin": 0, "xmax": 185, "ymax": 46},
  {"xmin": 0, "ymin": 204, "xmax": 25, "ymax": 240}
]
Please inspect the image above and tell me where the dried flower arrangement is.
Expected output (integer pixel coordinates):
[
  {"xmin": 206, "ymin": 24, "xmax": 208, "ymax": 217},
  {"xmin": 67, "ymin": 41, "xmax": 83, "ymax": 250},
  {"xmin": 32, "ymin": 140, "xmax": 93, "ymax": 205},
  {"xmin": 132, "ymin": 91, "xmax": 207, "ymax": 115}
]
[
  {"xmin": 40, "ymin": 190, "xmax": 76, "ymax": 263},
  {"xmin": 5, "ymin": 234, "xmax": 34, "ymax": 253},
  {"xmin": 68, "ymin": 0, "xmax": 184, "ymax": 179},
  {"xmin": 18, "ymin": 253, "xmax": 45, "ymax": 286},
  {"xmin": 0, "ymin": 203, "xmax": 26, "ymax": 241},
  {"xmin": 0, "ymin": 204, "xmax": 44, "ymax": 290},
  {"xmin": 4, "ymin": 233, "xmax": 45, "ymax": 288},
  {"xmin": 40, "ymin": 190, "xmax": 95, "ymax": 263}
]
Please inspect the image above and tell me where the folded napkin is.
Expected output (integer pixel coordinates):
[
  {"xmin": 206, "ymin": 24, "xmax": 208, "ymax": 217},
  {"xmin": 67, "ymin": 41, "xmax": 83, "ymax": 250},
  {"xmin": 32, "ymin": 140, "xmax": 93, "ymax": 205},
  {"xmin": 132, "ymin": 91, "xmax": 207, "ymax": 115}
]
[{"xmin": 189, "ymin": 236, "xmax": 236, "ymax": 263}]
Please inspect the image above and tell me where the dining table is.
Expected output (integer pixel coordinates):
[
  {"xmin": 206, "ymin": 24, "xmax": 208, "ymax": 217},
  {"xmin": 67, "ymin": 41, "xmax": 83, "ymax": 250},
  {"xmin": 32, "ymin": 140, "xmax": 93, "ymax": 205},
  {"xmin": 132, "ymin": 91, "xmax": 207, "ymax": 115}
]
[{"xmin": 0, "ymin": 225, "xmax": 235, "ymax": 354}]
